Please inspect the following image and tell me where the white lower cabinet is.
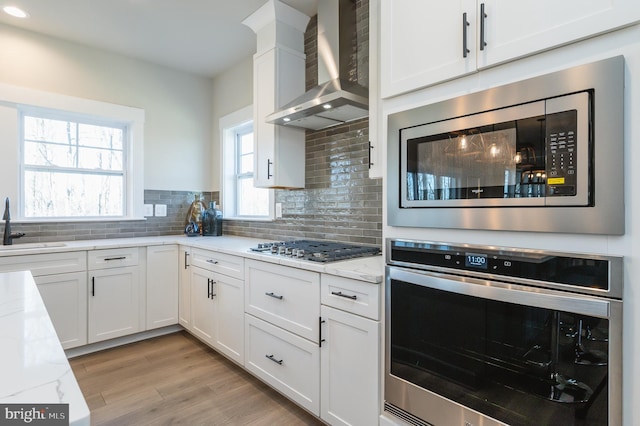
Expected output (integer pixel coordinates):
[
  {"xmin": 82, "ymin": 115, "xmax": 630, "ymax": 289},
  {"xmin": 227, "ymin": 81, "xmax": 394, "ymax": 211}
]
[
  {"xmin": 146, "ymin": 245, "xmax": 179, "ymax": 330},
  {"xmin": 88, "ymin": 265, "xmax": 142, "ymax": 343},
  {"xmin": 212, "ymin": 272, "xmax": 244, "ymax": 364},
  {"xmin": 245, "ymin": 314, "xmax": 320, "ymax": 415},
  {"xmin": 320, "ymin": 305, "xmax": 380, "ymax": 426},
  {"xmin": 34, "ymin": 271, "xmax": 88, "ymax": 349},
  {"xmin": 190, "ymin": 266, "xmax": 216, "ymax": 343},
  {"xmin": 187, "ymin": 249, "xmax": 245, "ymax": 365},
  {"xmin": 88, "ymin": 248, "xmax": 142, "ymax": 344},
  {"xmin": 178, "ymin": 246, "xmax": 191, "ymax": 329},
  {"xmin": 0, "ymin": 251, "xmax": 87, "ymax": 349},
  {"xmin": 245, "ymin": 259, "xmax": 320, "ymax": 342}
]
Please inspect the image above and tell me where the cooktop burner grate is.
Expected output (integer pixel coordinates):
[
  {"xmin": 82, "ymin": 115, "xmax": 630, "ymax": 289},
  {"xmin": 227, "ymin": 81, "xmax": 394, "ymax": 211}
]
[{"xmin": 249, "ymin": 239, "xmax": 381, "ymax": 262}]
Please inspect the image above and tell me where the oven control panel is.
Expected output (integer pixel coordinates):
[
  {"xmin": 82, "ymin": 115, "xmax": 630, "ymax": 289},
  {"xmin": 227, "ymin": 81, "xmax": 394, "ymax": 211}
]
[{"xmin": 387, "ymin": 239, "xmax": 622, "ymax": 298}]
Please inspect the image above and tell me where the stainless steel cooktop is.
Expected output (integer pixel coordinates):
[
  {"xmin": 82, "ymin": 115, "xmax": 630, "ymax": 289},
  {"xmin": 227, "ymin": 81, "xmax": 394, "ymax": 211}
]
[{"xmin": 249, "ymin": 240, "xmax": 381, "ymax": 263}]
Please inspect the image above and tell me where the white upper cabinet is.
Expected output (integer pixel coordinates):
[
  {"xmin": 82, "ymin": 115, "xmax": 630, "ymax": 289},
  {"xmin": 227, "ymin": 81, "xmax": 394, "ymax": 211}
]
[
  {"xmin": 243, "ymin": 0, "xmax": 310, "ymax": 189},
  {"xmin": 381, "ymin": 0, "xmax": 640, "ymax": 98},
  {"xmin": 478, "ymin": 0, "xmax": 640, "ymax": 68},
  {"xmin": 381, "ymin": 0, "xmax": 477, "ymax": 98}
]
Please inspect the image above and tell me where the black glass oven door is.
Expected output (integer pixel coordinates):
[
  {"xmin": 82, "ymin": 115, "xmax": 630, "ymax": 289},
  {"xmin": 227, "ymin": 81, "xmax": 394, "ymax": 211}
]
[{"xmin": 388, "ymin": 274, "xmax": 614, "ymax": 426}]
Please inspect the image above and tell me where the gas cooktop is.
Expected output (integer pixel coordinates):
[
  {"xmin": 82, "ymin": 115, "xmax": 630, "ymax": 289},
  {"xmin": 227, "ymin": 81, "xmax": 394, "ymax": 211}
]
[{"xmin": 249, "ymin": 240, "xmax": 381, "ymax": 263}]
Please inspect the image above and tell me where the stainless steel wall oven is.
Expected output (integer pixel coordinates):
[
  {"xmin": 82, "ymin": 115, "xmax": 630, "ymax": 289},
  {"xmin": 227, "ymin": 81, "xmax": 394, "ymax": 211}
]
[
  {"xmin": 385, "ymin": 239, "xmax": 623, "ymax": 426},
  {"xmin": 387, "ymin": 56, "xmax": 625, "ymax": 234}
]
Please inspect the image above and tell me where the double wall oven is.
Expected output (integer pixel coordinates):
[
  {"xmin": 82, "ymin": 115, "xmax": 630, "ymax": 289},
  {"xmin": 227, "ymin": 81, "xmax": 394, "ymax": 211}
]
[{"xmin": 385, "ymin": 239, "xmax": 623, "ymax": 426}]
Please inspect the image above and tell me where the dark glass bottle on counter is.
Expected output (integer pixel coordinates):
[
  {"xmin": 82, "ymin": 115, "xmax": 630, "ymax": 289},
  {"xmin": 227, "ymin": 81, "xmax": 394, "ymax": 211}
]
[{"xmin": 202, "ymin": 201, "xmax": 223, "ymax": 236}]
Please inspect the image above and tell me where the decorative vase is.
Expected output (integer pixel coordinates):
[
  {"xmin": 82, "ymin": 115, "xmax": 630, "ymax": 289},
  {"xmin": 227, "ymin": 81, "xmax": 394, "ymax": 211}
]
[
  {"xmin": 202, "ymin": 201, "xmax": 223, "ymax": 236},
  {"xmin": 185, "ymin": 194, "xmax": 207, "ymax": 235}
]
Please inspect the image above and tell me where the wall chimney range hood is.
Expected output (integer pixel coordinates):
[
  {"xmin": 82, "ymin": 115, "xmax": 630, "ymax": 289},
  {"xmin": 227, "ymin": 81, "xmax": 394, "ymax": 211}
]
[{"xmin": 267, "ymin": 0, "xmax": 368, "ymax": 131}]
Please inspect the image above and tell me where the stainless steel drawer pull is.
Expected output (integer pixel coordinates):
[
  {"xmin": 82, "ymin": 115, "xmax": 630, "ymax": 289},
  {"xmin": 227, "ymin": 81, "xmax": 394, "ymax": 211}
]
[
  {"xmin": 104, "ymin": 256, "xmax": 126, "ymax": 261},
  {"xmin": 206, "ymin": 259, "xmax": 219, "ymax": 264},
  {"xmin": 265, "ymin": 292, "xmax": 284, "ymax": 300},
  {"xmin": 265, "ymin": 354, "xmax": 283, "ymax": 365},
  {"xmin": 331, "ymin": 291, "xmax": 357, "ymax": 300}
]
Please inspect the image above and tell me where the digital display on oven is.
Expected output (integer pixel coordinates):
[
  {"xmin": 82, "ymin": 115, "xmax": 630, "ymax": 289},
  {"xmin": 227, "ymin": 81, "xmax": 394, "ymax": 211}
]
[{"xmin": 465, "ymin": 253, "xmax": 488, "ymax": 269}]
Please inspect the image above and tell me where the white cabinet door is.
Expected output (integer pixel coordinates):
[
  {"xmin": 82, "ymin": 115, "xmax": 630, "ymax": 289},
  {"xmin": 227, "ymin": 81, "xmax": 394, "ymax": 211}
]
[
  {"xmin": 380, "ymin": 0, "xmax": 477, "ymax": 98},
  {"xmin": 211, "ymin": 273, "xmax": 244, "ymax": 365},
  {"xmin": 253, "ymin": 48, "xmax": 306, "ymax": 189},
  {"xmin": 189, "ymin": 266, "xmax": 215, "ymax": 345},
  {"xmin": 146, "ymin": 245, "xmax": 179, "ymax": 330},
  {"xmin": 320, "ymin": 305, "xmax": 380, "ymax": 426},
  {"xmin": 245, "ymin": 259, "xmax": 320, "ymax": 342},
  {"xmin": 178, "ymin": 246, "xmax": 191, "ymax": 329},
  {"xmin": 88, "ymin": 266, "xmax": 141, "ymax": 343},
  {"xmin": 34, "ymin": 272, "xmax": 87, "ymax": 349},
  {"xmin": 478, "ymin": 0, "xmax": 640, "ymax": 68},
  {"xmin": 245, "ymin": 314, "xmax": 320, "ymax": 415}
]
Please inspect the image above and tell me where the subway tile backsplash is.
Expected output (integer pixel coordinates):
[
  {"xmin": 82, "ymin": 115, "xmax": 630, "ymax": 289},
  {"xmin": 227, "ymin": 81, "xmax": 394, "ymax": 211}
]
[{"xmin": 0, "ymin": 190, "xmax": 217, "ymax": 244}]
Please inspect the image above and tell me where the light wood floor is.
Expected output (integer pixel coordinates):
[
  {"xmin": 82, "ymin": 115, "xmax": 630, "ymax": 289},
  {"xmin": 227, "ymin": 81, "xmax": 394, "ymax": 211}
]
[{"xmin": 70, "ymin": 331, "xmax": 325, "ymax": 426}]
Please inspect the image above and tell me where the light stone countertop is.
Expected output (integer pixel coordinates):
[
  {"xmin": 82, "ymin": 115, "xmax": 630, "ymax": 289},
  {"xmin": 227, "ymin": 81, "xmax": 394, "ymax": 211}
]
[
  {"xmin": 0, "ymin": 235, "xmax": 384, "ymax": 283},
  {"xmin": 0, "ymin": 271, "xmax": 90, "ymax": 426}
]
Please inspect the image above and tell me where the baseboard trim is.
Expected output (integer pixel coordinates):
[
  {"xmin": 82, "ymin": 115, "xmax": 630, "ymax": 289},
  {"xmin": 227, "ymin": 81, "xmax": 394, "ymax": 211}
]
[{"xmin": 65, "ymin": 325, "xmax": 183, "ymax": 358}]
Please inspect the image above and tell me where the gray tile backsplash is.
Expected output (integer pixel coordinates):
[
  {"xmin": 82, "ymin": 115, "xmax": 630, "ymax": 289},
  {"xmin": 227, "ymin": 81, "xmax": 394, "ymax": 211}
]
[
  {"xmin": 1, "ymin": 190, "xmax": 217, "ymax": 244},
  {"xmin": 1, "ymin": 0, "xmax": 382, "ymax": 247}
]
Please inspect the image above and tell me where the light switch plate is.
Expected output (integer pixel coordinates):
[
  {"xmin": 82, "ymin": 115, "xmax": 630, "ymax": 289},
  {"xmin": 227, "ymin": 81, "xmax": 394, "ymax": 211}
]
[
  {"xmin": 143, "ymin": 204, "xmax": 154, "ymax": 217},
  {"xmin": 155, "ymin": 204, "xmax": 167, "ymax": 217},
  {"xmin": 275, "ymin": 202, "xmax": 282, "ymax": 218}
]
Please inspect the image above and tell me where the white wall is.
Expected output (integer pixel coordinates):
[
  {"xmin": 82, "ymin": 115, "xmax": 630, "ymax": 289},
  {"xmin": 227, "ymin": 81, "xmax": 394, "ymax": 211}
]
[
  {"xmin": 0, "ymin": 23, "xmax": 213, "ymax": 191},
  {"xmin": 382, "ymin": 24, "xmax": 640, "ymax": 426},
  {"xmin": 209, "ymin": 55, "xmax": 254, "ymax": 191}
]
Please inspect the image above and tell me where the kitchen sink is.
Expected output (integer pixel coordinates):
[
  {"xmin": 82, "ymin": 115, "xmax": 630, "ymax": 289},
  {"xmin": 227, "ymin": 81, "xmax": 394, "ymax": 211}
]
[{"xmin": 0, "ymin": 242, "xmax": 67, "ymax": 251}]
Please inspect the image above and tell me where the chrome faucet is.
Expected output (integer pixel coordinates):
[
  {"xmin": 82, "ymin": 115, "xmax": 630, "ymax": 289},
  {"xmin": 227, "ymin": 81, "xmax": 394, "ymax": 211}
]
[{"xmin": 3, "ymin": 197, "xmax": 25, "ymax": 245}]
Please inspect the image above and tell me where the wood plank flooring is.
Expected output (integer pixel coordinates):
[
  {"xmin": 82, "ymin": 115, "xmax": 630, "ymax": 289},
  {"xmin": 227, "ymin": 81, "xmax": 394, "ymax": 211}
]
[{"xmin": 69, "ymin": 331, "xmax": 325, "ymax": 426}]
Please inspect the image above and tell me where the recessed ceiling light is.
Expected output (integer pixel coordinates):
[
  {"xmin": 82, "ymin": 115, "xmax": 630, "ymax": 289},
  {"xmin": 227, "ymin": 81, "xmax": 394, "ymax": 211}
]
[
  {"xmin": 283, "ymin": 117, "xmax": 291, "ymax": 122},
  {"xmin": 3, "ymin": 6, "xmax": 29, "ymax": 18},
  {"xmin": 323, "ymin": 104, "xmax": 332, "ymax": 109}
]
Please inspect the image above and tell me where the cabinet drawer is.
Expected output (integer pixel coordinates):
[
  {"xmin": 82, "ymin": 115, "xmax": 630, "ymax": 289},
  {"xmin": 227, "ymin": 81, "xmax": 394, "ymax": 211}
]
[
  {"xmin": 321, "ymin": 275, "xmax": 381, "ymax": 321},
  {"xmin": 191, "ymin": 248, "xmax": 243, "ymax": 279},
  {"xmin": 0, "ymin": 251, "xmax": 86, "ymax": 276},
  {"xmin": 88, "ymin": 247, "xmax": 139, "ymax": 270},
  {"xmin": 245, "ymin": 314, "xmax": 319, "ymax": 415},
  {"xmin": 245, "ymin": 260, "xmax": 319, "ymax": 342}
]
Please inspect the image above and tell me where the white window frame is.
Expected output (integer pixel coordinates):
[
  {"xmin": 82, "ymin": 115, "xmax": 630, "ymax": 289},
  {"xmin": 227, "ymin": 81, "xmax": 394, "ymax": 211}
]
[
  {"xmin": 220, "ymin": 105, "xmax": 274, "ymax": 221},
  {"xmin": 0, "ymin": 82, "xmax": 145, "ymax": 221}
]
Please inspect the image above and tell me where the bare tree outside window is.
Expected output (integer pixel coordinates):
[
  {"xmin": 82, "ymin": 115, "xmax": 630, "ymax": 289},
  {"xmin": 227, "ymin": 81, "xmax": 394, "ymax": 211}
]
[{"xmin": 22, "ymin": 114, "xmax": 126, "ymax": 217}]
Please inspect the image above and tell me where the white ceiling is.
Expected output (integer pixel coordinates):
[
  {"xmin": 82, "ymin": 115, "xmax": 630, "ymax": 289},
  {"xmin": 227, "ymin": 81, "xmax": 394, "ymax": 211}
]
[{"xmin": 0, "ymin": 0, "xmax": 317, "ymax": 78}]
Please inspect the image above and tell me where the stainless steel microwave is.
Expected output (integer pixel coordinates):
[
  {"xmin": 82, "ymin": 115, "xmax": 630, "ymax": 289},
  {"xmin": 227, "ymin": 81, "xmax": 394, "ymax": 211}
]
[{"xmin": 387, "ymin": 56, "xmax": 624, "ymax": 235}]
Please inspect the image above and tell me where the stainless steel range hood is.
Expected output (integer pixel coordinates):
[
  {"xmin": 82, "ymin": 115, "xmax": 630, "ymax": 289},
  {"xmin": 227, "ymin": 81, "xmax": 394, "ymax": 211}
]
[{"xmin": 267, "ymin": 0, "xmax": 368, "ymax": 131}]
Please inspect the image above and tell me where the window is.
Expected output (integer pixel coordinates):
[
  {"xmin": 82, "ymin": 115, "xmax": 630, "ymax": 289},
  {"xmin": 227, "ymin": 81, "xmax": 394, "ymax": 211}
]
[
  {"xmin": 21, "ymin": 113, "xmax": 127, "ymax": 218},
  {"xmin": 0, "ymin": 83, "xmax": 144, "ymax": 221},
  {"xmin": 221, "ymin": 106, "xmax": 273, "ymax": 220}
]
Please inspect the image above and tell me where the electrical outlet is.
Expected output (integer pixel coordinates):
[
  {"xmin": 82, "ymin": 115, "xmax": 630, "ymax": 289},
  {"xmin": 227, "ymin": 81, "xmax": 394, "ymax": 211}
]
[
  {"xmin": 275, "ymin": 202, "xmax": 282, "ymax": 218},
  {"xmin": 143, "ymin": 204, "xmax": 154, "ymax": 217},
  {"xmin": 155, "ymin": 204, "xmax": 167, "ymax": 217}
]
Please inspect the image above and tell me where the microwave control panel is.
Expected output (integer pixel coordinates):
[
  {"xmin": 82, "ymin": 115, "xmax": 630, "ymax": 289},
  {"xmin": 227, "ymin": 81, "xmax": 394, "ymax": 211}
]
[{"xmin": 546, "ymin": 110, "xmax": 578, "ymax": 196}]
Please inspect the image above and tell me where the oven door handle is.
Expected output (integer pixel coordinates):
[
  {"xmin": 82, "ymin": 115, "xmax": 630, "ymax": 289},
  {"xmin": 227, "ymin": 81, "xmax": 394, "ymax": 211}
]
[{"xmin": 387, "ymin": 266, "xmax": 614, "ymax": 319}]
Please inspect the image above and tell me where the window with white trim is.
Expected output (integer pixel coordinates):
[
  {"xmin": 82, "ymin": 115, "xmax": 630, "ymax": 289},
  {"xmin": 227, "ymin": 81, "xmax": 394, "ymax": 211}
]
[
  {"xmin": 221, "ymin": 106, "xmax": 273, "ymax": 220},
  {"xmin": 21, "ymin": 111, "xmax": 127, "ymax": 218}
]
